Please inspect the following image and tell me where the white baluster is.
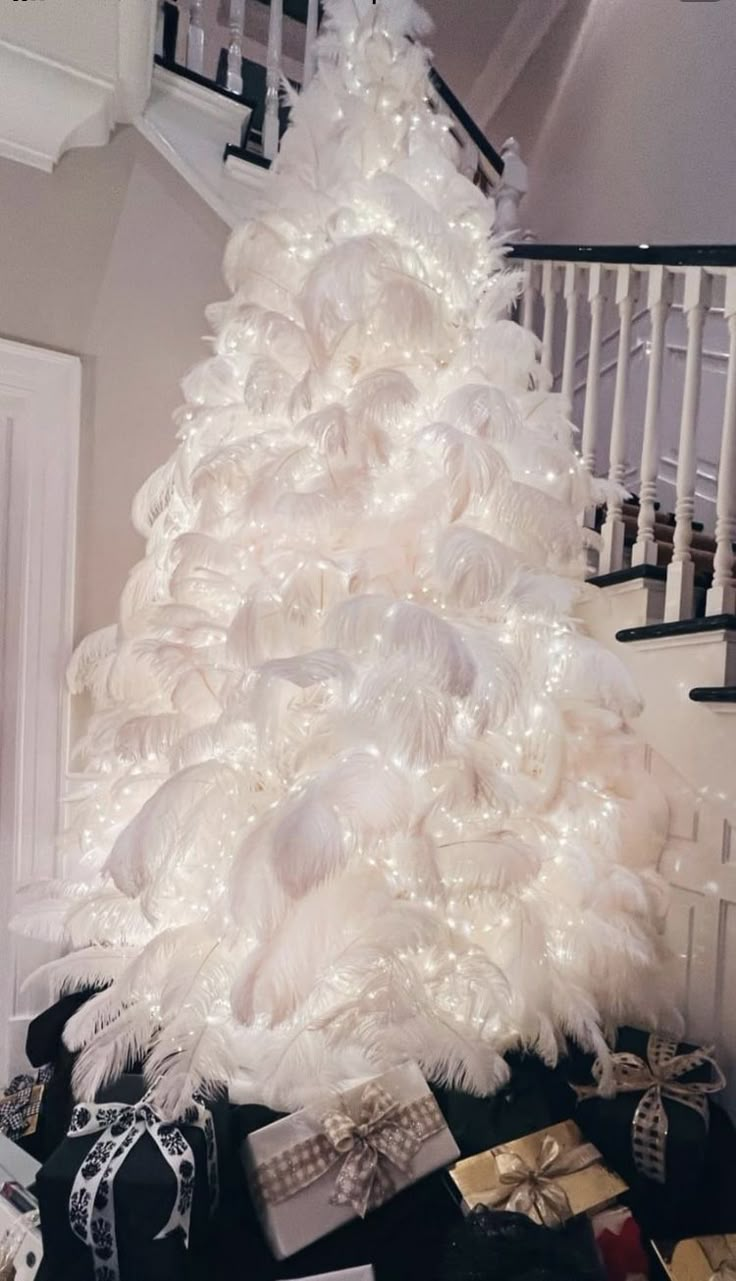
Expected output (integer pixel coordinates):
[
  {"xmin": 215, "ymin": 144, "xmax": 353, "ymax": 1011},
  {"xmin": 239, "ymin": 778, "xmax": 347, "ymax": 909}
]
[
  {"xmin": 155, "ymin": 0, "xmax": 166, "ymax": 59},
  {"xmin": 263, "ymin": 0, "xmax": 284, "ymax": 161},
  {"xmin": 520, "ymin": 261, "xmax": 538, "ymax": 332},
  {"xmin": 600, "ymin": 265, "xmax": 637, "ymax": 574},
  {"xmin": 303, "ymin": 0, "xmax": 320, "ymax": 87},
  {"xmin": 664, "ymin": 267, "xmax": 710, "ymax": 622},
  {"xmin": 495, "ymin": 138, "xmax": 529, "ymax": 238},
  {"xmin": 707, "ymin": 270, "xmax": 736, "ymax": 617},
  {"xmin": 540, "ymin": 262, "xmax": 559, "ymax": 376},
  {"xmin": 187, "ymin": 0, "xmax": 205, "ymax": 74},
  {"xmin": 633, "ymin": 266, "xmax": 673, "ymax": 566},
  {"xmin": 560, "ymin": 263, "xmax": 579, "ymax": 413},
  {"xmin": 581, "ymin": 263, "xmax": 607, "ymax": 480},
  {"xmin": 226, "ymin": 0, "xmax": 246, "ymax": 96}
]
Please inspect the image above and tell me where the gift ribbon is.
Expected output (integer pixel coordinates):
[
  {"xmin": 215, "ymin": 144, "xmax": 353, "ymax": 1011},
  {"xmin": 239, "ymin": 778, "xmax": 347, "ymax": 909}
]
[
  {"xmin": 252, "ymin": 1082, "xmax": 445, "ymax": 1218},
  {"xmin": 475, "ymin": 1133, "xmax": 601, "ymax": 1228},
  {"xmin": 701, "ymin": 1236, "xmax": 736, "ymax": 1281},
  {"xmin": 0, "ymin": 1066, "xmax": 52, "ymax": 1142},
  {"xmin": 67, "ymin": 1094, "xmax": 218, "ymax": 1281},
  {"xmin": 574, "ymin": 1034, "xmax": 725, "ymax": 1184}
]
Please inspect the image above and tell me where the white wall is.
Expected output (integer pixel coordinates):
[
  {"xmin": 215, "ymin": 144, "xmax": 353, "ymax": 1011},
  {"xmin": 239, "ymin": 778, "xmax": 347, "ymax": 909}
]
[
  {"xmin": 0, "ymin": 127, "xmax": 229, "ymax": 641},
  {"xmin": 487, "ymin": 0, "xmax": 736, "ymax": 244}
]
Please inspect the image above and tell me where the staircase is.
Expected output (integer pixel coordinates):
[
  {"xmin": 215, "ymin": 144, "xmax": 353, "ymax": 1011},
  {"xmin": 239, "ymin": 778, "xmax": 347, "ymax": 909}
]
[{"xmin": 510, "ymin": 242, "xmax": 736, "ymax": 1112}]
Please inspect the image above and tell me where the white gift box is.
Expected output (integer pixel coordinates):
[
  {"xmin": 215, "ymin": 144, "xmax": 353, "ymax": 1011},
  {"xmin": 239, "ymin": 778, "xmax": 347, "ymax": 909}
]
[{"xmin": 242, "ymin": 1061, "xmax": 459, "ymax": 1260}]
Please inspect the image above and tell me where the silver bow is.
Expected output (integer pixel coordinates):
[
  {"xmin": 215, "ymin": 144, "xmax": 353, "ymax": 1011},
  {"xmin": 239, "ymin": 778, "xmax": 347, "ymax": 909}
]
[
  {"xmin": 68, "ymin": 1094, "xmax": 218, "ymax": 1281},
  {"xmin": 322, "ymin": 1082, "xmax": 426, "ymax": 1218},
  {"xmin": 575, "ymin": 1034, "xmax": 725, "ymax": 1184},
  {"xmin": 480, "ymin": 1134, "xmax": 601, "ymax": 1228}
]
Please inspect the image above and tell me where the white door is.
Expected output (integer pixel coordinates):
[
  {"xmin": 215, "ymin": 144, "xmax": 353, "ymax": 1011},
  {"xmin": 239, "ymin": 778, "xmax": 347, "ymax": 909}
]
[{"xmin": 0, "ymin": 339, "xmax": 79, "ymax": 1078}]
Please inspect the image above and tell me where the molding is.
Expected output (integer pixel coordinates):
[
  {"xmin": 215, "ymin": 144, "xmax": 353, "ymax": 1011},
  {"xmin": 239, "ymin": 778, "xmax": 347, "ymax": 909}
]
[
  {"xmin": 0, "ymin": 339, "xmax": 80, "ymax": 1075},
  {"xmin": 138, "ymin": 65, "xmax": 264, "ymax": 229}
]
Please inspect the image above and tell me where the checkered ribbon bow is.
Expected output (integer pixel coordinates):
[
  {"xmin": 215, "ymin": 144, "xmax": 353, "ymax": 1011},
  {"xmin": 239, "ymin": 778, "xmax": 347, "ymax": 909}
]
[
  {"xmin": 0, "ymin": 1065, "xmax": 52, "ymax": 1142},
  {"xmin": 67, "ymin": 1094, "xmax": 218, "ymax": 1281},
  {"xmin": 575, "ymin": 1034, "xmax": 725, "ymax": 1184},
  {"xmin": 253, "ymin": 1082, "xmax": 445, "ymax": 1219},
  {"xmin": 480, "ymin": 1134, "xmax": 601, "ymax": 1228}
]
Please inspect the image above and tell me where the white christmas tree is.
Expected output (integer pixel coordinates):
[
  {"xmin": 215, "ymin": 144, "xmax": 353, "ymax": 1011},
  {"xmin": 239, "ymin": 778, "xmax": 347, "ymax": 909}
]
[{"xmin": 17, "ymin": 0, "xmax": 672, "ymax": 1117}]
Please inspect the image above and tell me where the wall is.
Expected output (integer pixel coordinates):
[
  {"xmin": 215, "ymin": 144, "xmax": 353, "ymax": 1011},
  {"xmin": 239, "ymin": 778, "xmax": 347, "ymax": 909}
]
[
  {"xmin": 487, "ymin": 0, "xmax": 736, "ymax": 245},
  {"xmin": 0, "ymin": 126, "xmax": 229, "ymax": 641}
]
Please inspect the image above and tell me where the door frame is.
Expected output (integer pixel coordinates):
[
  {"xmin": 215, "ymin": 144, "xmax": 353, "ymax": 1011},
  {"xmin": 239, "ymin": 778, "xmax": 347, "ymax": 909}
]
[{"xmin": 0, "ymin": 337, "xmax": 80, "ymax": 1075}]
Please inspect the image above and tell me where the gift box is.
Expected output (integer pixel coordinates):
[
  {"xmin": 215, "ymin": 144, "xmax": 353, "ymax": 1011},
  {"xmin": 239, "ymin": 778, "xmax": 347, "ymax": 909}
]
[
  {"xmin": 448, "ymin": 1119, "xmax": 627, "ymax": 1228},
  {"xmin": 242, "ymin": 1061, "xmax": 460, "ymax": 1261},
  {"xmin": 37, "ymin": 1075, "xmax": 227, "ymax": 1281},
  {"xmin": 592, "ymin": 1206, "xmax": 649, "ymax": 1281},
  {"xmin": 566, "ymin": 1030, "xmax": 725, "ymax": 1236},
  {"xmin": 292, "ymin": 1270, "xmax": 375, "ymax": 1281},
  {"xmin": 437, "ymin": 1206, "xmax": 607, "ymax": 1281},
  {"xmin": 0, "ymin": 1134, "xmax": 42, "ymax": 1281},
  {"xmin": 652, "ymin": 1234, "xmax": 736, "ymax": 1281}
]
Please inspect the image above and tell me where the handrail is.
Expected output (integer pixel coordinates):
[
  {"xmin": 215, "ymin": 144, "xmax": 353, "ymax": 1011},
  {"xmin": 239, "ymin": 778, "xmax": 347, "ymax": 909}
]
[
  {"xmin": 428, "ymin": 67, "xmax": 504, "ymax": 179},
  {"xmin": 509, "ymin": 244, "xmax": 736, "ymax": 268}
]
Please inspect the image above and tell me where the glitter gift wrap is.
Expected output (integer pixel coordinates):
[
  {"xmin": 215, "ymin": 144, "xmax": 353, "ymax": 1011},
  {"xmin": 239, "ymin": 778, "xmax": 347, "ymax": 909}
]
[
  {"xmin": 448, "ymin": 1119, "xmax": 627, "ymax": 1228},
  {"xmin": 652, "ymin": 1236, "xmax": 736, "ymax": 1281},
  {"xmin": 242, "ymin": 1061, "xmax": 460, "ymax": 1260}
]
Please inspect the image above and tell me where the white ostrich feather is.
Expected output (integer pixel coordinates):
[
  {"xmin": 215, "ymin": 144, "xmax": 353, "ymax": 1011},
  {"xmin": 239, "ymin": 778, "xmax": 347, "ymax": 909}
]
[
  {"xmin": 67, "ymin": 625, "xmax": 119, "ymax": 695},
  {"xmin": 355, "ymin": 658, "xmax": 452, "ymax": 766},
  {"xmin": 72, "ymin": 1003, "xmax": 158, "ymax": 1101},
  {"xmin": 436, "ymin": 525, "xmax": 520, "ymax": 607},
  {"xmin": 428, "ymin": 423, "xmax": 508, "ymax": 519},
  {"xmin": 23, "ymin": 947, "xmax": 132, "ymax": 1000},
  {"xmin": 295, "ymin": 405, "xmax": 351, "ymax": 456},
  {"xmin": 383, "ymin": 601, "xmax": 476, "ymax": 695},
  {"xmin": 271, "ymin": 794, "xmax": 346, "ymax": 896},
  {"xmin": 440, "ymin": 384, "xmax": 521, "ymax": 444},
  {"xmin": 131, "ymin": 456, "xmax": 180, "ymax": 537}
]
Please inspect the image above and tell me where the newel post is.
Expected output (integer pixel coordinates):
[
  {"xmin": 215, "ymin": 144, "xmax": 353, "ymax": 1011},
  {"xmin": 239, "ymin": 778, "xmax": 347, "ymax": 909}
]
[{"xmin": 495, "ymin": 138, "xmax": 529, "ymax": 238}]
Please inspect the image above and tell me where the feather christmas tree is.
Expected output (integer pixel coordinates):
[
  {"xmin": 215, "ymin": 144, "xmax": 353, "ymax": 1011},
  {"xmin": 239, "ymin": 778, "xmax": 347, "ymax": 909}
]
[{"xmin": 15, "ymin": 0, "xmax": 673, "ymax": 1117}]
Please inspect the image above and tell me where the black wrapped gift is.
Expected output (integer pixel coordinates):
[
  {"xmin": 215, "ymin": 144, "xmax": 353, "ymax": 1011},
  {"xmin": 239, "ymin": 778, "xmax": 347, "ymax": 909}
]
[
  {"xmin": 438, "ymin": 1206, "xmax": 607, "ymax": 1281},
  {"xmin": 37, "ymin": 1075, "xmax": 227, "ymax": 1281},
  {"xmin": 563, "ymin": 1028, "xmax": 725, "ymax": 1237}
]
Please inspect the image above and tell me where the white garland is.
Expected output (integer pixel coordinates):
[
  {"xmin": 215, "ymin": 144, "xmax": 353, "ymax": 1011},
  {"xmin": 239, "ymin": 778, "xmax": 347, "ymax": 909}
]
[{"xmin": 15, "ymin": 0, "xmax": 673, "ymax": 1117}]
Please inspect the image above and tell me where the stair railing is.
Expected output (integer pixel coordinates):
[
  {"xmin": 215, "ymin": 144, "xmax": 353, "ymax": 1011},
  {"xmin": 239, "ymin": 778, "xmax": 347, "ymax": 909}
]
[{"xmin": 510, "ymin": 245, "xmax": 736, "ymax": 623}]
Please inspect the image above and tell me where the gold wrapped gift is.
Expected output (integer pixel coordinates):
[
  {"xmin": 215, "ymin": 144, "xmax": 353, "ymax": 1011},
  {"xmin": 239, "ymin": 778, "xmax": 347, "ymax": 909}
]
[
  {"xmin": 448, "ymin": 1119, "xmax": 627, "ymax": 1228},
  {"xmin": 653, "ymin": 1236, "xmax": 736, "ymax": 1281}
]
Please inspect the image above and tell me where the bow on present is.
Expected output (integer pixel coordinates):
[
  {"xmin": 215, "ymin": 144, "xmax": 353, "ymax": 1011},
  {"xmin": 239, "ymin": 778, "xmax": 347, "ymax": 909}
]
[
  {"xmin": 479, "ymin": 1134, "xmax": 601, "ymax": 1228},
  {"xmin": 67, "ymin": 1094, "xmax": 218, "ymax": 1281},
  {"xmin": 574, "ymin": 1034, "xmax": 725, "ymax": 1185},
  {"xmin": 0, "ymin": 1065, "xmax": 52, "ymax": 1142},
  {"xmin": 702, "ymin": 1237, "xmax": 736, "ymax": 1281},
  {"xmin": 253, "ymin": 1081, "xmax": 445, "ymax": 1219}
]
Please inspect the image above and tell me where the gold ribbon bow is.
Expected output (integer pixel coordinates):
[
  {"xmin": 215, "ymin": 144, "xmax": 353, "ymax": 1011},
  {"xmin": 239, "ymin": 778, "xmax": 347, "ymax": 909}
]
[
  {"xmin": 703, "ymin": 1236, "xmax": 736, "ymax": 1281},
  {"xmin": 711, "ymin": 1265, "xmax": 736, "ymax": 1281},
  {"xmin": 480, "ymin": 1134, "xmax": 601, "ymax": 1228},
  {"xmin": 574, "ymin": 1034, "xmax": 725, "ymax": 1184},
  {"xmin": 252, "ymin": 1082, "xmax": 444, "ymax": 1219}
]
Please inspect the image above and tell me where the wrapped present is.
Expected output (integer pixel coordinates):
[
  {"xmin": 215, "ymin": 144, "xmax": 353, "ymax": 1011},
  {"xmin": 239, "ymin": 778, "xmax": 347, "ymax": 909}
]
[
  {"xmin": 437, "ymin": 1206, "xmax": 607, "ymax": 1281},
  {"xmin": 568, "ymin": 1029, "xmax": 724, "ymax": 1235},
  {"xmin": 37, "ymin": 1075, "xmax": 226, "ymax": 1281},
  {"xmin": 0, "ymin": 1069, "xmax": 52, "ymax": 1148},
  {"xmin": 591, "ymin": 1206, "xmax": 649, "ymax": 1281},
  {"xmin": 242, "ymin": 1061, "xmax": 460, "ymax": 1260},
  {"xmin": 652, "ymin": 1234, "xmax": 736, "ymax": 1281},
  {"xmin": 433, "ymin": 1051, "xmax": 574, "ymax": 1158},
  {"xmin": 448, "ymin": 1119, "xmax": 626, "ymax": 1228},
  {"xmin": 292, "ymin": 1270, "xmax": 375, "ymax": 1281},
  {"xmin": 0, "ymin": 1134, "xmax": 42, "ymax": 1281}
]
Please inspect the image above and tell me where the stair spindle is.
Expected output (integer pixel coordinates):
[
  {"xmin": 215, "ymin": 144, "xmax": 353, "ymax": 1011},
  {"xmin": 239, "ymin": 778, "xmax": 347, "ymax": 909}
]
[
  {"xmin": 226, "ymin": 0, "xmax": 246, "ymax": 97},
  {"xmin": 155, "ymin": 0, "xmax": 166, "ymax": 59},
  {"xmin": 520, "ymin": 261, "xmax": 538, "ymax": 332},
  {"xmin": 263, "ymin": 0, "xmax": 284, "ymax": 161},
  {"xmin": 540, "ymin": 262, "xmax": 559, "ymax": 375},
  {"xmin": 707, "ymin": 270, "xmax": 736, "ymax": 617},
  {"xmin": 663, "ymin": 267, "xmax": 710, "ymax": 621},
  {"xmin": 581, "ymin": 263, "xmax": 607, "ymax": 480},
  {"xmin": 187, "ymin": 0, "xmax": 205, "ymax": 75},
  {"xmin": 303, "ymin": 0, "xmax": 320, "ymax": 86},
  {"xmin": 600, "ymin": 265, "xmax": 636, "ymax": 574},
  {"xmin": 633, "ymin": 265, "xmax": 673, "ymax": 566},
  {"xmin": 560, "ymin": 263, "xmax": 579, "ymax": 412}
]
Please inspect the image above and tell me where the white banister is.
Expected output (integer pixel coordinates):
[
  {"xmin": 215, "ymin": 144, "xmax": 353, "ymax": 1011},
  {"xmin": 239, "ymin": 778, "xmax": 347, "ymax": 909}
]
[
  {"xmin": 707, "ymin": 270, "xmax": 736, "ymax": 617},
  {"xmin": 581, "ymin": 264, "xmax": 607, "ymax": 480},
  {"xmin": 495, "ymin": 138, "xmax": 528, "ymax": 238},
  {"xmin": 540, "ymin": 261, "xmax": 559, "ymax": 374},
  {"xmin": 186, "ymin": 0, "xmax": 205, "ymax": 74},
  {"xmin": 303, "ymin": 0, "xmax": 320, "ymax": 87},
  {"xmin": 664, "ymin": 267, "xmax": 710, "ymax": 621},
  {"xmin": 560, "ymin": 263, "xmax": 579, "ymax": 411},
  {"xmin": 262, "ymin": 0, "xmax": 284, "ymax": 161},
  {"xmin": 520, "ymin": 261, "xmax": 537, "ymax": 332},
  {"xmin": 633, "ymin": 266, "xmax": 672, "ymax": 566},
  {"xmin": 226, "ymin": 0, "xmax": 246, "ymax": 96},
  {"xmin": 600, "ymin": 264, "xmax": 636, "ymax": 574}
]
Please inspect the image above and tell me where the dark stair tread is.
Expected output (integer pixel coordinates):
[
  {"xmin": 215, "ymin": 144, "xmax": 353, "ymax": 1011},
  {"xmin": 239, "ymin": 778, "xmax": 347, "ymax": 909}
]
[
  {"xmin": 589, "ymin": 565, "xmax": 666, "ymax": 589},
  {"xmin": 689, "ymin": 686, "xmax": 736, "ymax": 703},
  {"xmin": 616, "ymin": 613, "xmax": 736, "ymax": 643}
]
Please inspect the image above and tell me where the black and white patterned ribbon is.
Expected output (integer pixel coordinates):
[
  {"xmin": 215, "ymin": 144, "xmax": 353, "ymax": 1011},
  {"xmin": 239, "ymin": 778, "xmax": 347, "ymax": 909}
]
[
  {"xmin": 67, "ymin": 1095, "xmax": 218, "ymax": 1281},
  {"xmin": 575, "ymin": 1033, "xmax": 725, "ymax": 1184},
  {"xmin": 0, "ymin": 1065, "xmax": 52, "ymax": 1143}
]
